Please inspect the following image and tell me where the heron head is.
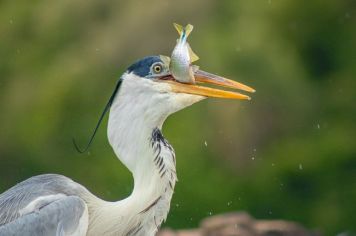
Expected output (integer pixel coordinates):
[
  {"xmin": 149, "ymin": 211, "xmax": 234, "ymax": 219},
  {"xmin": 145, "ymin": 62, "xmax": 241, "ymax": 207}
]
[
  {"xmin": 74, "ymin": 55, "xmax": 254, "ymax": 153},
  {"xmin": 119, "ymin": 55, "xmax": 255, "ymax": 115}
]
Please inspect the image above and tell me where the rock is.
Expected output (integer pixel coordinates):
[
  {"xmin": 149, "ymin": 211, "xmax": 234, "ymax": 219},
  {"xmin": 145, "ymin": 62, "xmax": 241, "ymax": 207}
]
[
  {"xmin": 158, "ymin": 229, "xmax": 202, "ymax": 236},
  {"xmin": 254, "ymin": 220, "xmax": 313, "ymax": 236},
  {"xmin": 157, "ymin": 212, "xmax": 320, "ymax": 236}
]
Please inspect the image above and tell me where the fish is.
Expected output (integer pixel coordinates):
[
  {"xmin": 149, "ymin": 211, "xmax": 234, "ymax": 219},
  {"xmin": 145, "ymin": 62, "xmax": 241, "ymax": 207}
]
[{"xmin": 169, "ymin": 23, "xmax": 199, "ymax": 84}]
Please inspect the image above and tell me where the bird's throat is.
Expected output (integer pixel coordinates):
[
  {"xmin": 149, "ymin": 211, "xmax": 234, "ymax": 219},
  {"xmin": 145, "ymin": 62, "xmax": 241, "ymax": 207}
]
[
  {"xmin": 109, "ymin": 128, "xmax": 177, "ymax": 236},
  {"xmin": 129, "ymin": 128, "xmax": 177, "ymax": 234},
  {"xmin": 103, "ymin": 79, "xmax": 178, "ymax": 235},
  {"xmin": 106, "ymin": 103, "xmax": 177, "ymax": 235}
]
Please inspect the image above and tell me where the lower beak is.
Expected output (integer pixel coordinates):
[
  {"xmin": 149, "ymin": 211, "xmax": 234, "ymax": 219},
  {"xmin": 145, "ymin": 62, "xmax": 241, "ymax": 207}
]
[{"xmin": 160, "ymin": 70, "xmax": 255, "ymax": 100}]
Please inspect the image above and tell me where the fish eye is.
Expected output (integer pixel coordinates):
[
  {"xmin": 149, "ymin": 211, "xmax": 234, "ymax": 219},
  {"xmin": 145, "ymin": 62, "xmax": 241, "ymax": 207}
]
[{"xmin": 152, "ymin": 63, "xmax": 163, "ymax": 74}]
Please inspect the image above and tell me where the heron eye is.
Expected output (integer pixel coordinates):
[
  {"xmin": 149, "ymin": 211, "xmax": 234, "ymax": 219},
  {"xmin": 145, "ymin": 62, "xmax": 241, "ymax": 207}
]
[{"xmin": 152, "ymin": 64, "xmax": 162, "ymax": 74}]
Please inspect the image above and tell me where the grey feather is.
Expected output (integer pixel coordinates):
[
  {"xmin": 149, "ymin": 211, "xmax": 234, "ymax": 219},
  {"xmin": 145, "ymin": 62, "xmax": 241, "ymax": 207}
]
[
  {"xmin": 0, "ymin": 174, "xmax": 91, "ymax": 231},
  {"xmin": 0, "ymin": 195, "xmax": 86, "ymax": 236}
]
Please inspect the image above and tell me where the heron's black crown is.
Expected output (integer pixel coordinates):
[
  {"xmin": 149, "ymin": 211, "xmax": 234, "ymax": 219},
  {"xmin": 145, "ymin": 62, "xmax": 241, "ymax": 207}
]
[
  {"xmin": 127, "ymin": 56, "xmax": 163, "ymax": 77},
  {"xmin": 73, "ymin": 56, "xmax": 167, "ymax": 153}
]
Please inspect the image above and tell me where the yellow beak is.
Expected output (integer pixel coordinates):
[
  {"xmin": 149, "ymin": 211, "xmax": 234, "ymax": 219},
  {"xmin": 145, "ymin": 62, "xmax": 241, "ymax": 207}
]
[{"xmin": 159, "ymin": 70, "xmax": 255, "ymax": 100}]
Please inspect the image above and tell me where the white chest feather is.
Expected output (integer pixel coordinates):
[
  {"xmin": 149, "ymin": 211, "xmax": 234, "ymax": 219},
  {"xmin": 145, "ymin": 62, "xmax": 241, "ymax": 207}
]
[
  {"xmin": 86, "ymin": 131, "xmax": 176, "ymax": 236},
  {"xmin": 85, "ymin": 75, "xmax": 202, "ymax": 236}
]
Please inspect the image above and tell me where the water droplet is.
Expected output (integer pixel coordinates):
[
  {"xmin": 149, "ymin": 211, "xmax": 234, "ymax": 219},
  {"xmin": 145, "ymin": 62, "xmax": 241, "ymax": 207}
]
[
  {"xmin": 317, "ymin": 123, "xmax": 320, "ymax": 129},
  {"xmin": 227, "ymin": 201, "xmax": 232, "ymax": 206},
  {"xmin": 253, "ymin": 148, "xmax": 257, "ymax": 152},
  {"xmin": 176, "ymin": 203, "xmax": 179, "ymax": 207},
  {"xmin": 299, "ymin": 164, "xmax": 303, "ymax": 170},
  {"xmin": 208, "ymin": 211, "xmax": 212, "ymax": 216},
  {"xmin": 251, "ymin": 157, "xmax": 255, "ymax": 160},
  {"xmin": 204, "ymin": 141, "xmax": 208, "ymax": 147}
]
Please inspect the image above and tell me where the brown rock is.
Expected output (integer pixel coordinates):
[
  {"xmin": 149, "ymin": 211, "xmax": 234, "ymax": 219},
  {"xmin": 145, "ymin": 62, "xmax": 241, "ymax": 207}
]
[
  {"xmin": 201, "ymin": 212, "xmax": 254, "ymax": 231},
  {"xmin": 254, "ymin": 220, "xmax": 314, "ymax": 236},
  {"xmin": 158, "ymin": 212, "xmax": 319, "ymax": 236},
  {"xmin": 158, "ymin": 229, "xmax": 202, "ymax": 236},
  {"xmin": 200, "ymin": 212, "xmax": 256, "ymax": 236}
]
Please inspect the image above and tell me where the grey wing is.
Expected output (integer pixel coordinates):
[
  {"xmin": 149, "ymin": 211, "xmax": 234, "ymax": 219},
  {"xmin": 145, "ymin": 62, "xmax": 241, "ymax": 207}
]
[
  {"xmin": 0, "ymin": 195, "xmax": 88, "ymax": 236},
  {"xmin": 0, "ymin": 174, "xmax": 91, "ymax": 236}
]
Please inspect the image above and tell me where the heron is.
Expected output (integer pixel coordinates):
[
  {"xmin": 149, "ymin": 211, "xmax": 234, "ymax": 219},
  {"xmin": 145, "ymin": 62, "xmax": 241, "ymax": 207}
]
[{"xmin": 0, "ymin": 55, "xmax": 255, "ymax": 236}]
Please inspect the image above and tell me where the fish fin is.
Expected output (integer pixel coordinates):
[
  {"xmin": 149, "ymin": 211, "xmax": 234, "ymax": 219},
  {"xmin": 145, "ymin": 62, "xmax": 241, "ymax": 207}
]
[
  {"xmin": 159, "ymin": 55, "xmax": 171, "ymax": 65},
  {"xmin": 192, "ymin": 65, "xmax": 200, "ymax": 72},
  {"xmin": 173, "ymin": 23, "xmax": 183, "ymax": 36},
  {"xmin": 187, "ymin": 43, "xmax": 199, "ymax": 62},
  {"xmin": 184, "ymin": 24, "xmax": 194, "ymax": 38}
]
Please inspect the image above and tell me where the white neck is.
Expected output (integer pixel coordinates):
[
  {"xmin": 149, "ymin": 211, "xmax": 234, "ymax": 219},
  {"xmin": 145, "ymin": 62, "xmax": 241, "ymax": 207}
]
[{"xmin": 87, "ymin": 76, "xmax": 180, "ymax": 236}]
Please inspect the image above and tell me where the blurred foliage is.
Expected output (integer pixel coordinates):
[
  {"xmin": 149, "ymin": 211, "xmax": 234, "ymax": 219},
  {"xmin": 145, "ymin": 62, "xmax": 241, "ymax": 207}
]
[{"xmin": 0, "ymin": 0, "xmax": 355, "ymax": 235}]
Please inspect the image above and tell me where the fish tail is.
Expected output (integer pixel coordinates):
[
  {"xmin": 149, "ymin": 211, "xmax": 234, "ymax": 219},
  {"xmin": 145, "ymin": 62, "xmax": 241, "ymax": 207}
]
[
  {"xmin": 173, "ymin": 23, "xmax": 194, "ymax": 42},
  {"xmin": 184, "ymin": 24, "xmax": 194, "ymax": 38},
  {"xmin": 173, "ymin": 23, "xmax": 184, "ymax": 39}
]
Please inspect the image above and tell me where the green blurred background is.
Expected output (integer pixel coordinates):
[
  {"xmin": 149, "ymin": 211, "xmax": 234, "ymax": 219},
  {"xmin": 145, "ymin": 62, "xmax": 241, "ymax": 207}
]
[{"xmin": 0, "ymin": 0, "xmax": 355, "ymax": 235}]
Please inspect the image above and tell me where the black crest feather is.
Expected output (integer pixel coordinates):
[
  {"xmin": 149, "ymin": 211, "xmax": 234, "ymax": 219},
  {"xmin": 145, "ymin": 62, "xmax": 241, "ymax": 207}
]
[{"xmin": 73, "ymin": 79, "xmax": 123, "ymax": 153}]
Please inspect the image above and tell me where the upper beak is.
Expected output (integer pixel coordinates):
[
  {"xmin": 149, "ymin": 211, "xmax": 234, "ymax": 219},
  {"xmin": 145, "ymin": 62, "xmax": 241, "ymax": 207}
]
[{"xmin": 159, "ymin": 69, "xmax": 255, "ymax": 100}]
